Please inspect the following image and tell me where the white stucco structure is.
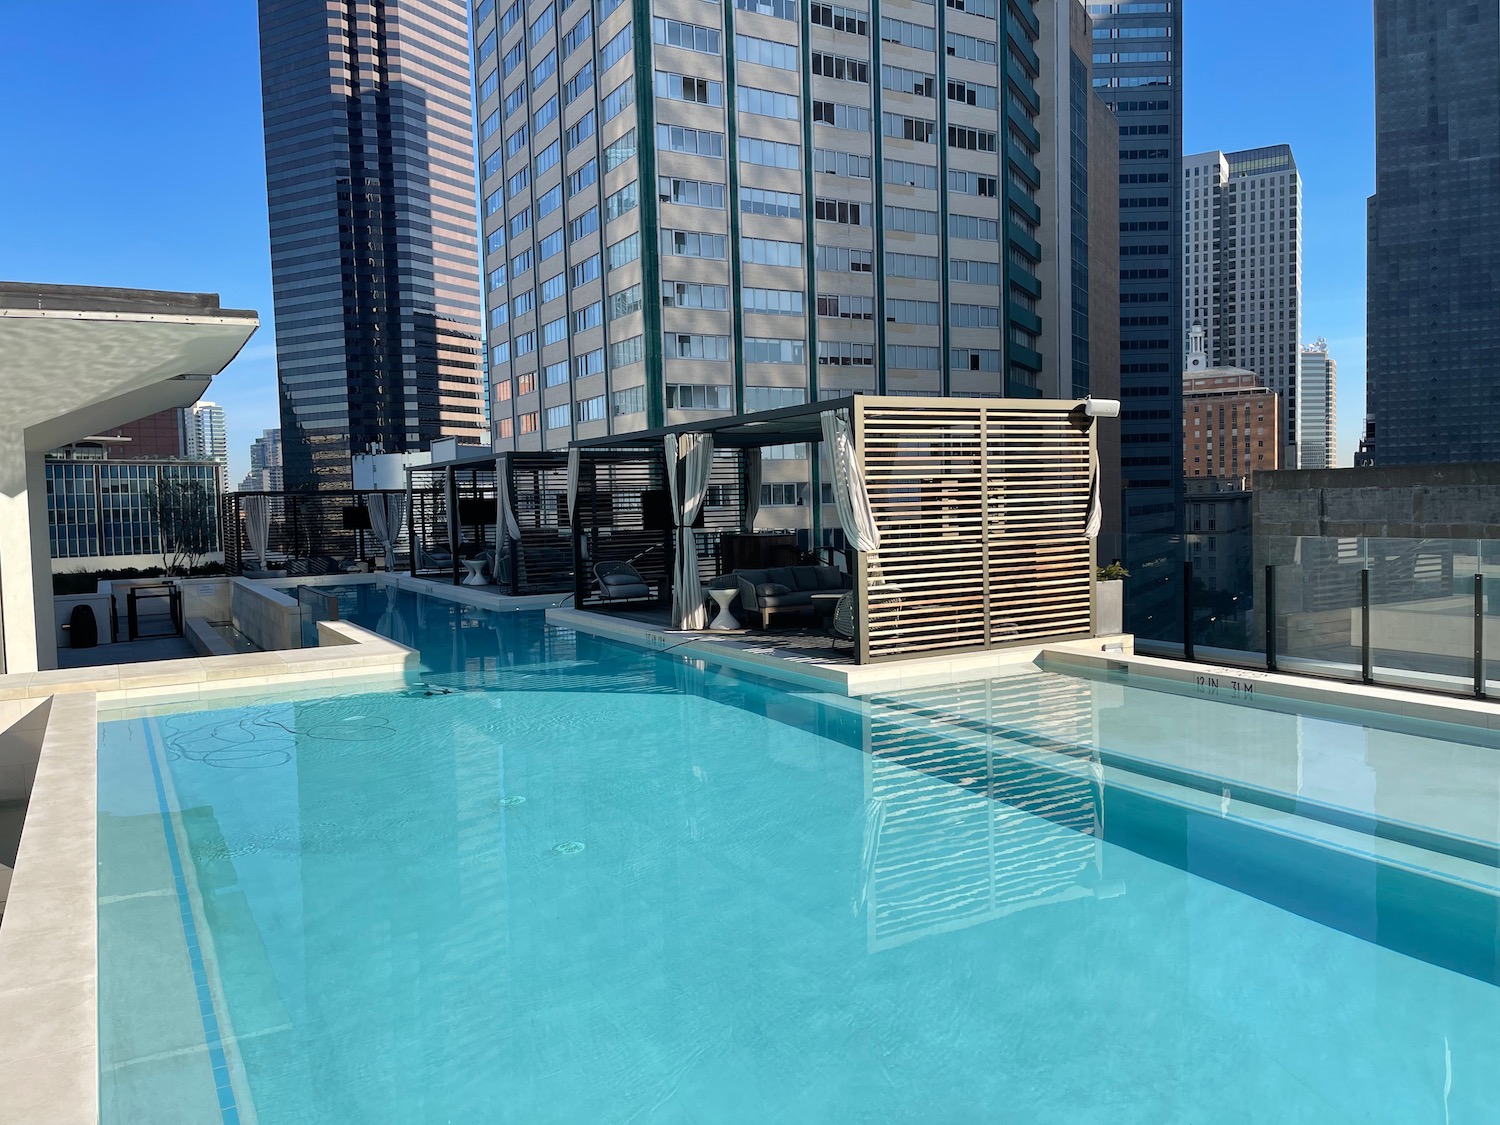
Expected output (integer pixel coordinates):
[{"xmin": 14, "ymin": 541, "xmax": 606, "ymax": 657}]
[{"xmin": 0, "ymin": 284, "xmax": 257, "ymax": 673}]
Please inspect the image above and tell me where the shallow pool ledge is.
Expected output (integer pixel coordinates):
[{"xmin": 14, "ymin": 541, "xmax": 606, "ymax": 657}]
[
  {"xmin": 0, "ymin": 620, "xmax": 418, "ymax": 1123},
  {"xmin": 0, "ymin": 690, "xmax": 97, "ymax": 1124},
  {"xmin": 0, "ymin": 618, "xmax": 419, "ymax": 709}
]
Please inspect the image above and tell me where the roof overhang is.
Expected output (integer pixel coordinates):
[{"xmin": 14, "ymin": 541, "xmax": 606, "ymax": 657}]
[{"xmin": 0, "ymin": 284, "xmax": 259, "ymax": 453}]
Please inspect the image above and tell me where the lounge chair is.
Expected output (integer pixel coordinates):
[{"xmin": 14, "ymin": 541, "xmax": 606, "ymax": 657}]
[
  {"xmin": 594, "ymin": 561, "xmax": 651, "ymax": 605},
  {"xmin": 415, "ymin": 542, "xmax": 454, "ymax": 573}
]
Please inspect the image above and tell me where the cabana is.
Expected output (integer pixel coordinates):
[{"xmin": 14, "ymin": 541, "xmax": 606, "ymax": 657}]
[
  {"xmin": 568, "ymin": 395, "xmax": 1106, "ymax": 664},
  {"xmin": 405, "ymin": 449, "xmax": 576, "ymax": 593}
]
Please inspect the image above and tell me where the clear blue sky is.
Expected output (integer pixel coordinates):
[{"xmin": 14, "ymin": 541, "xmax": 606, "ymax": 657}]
[{"xmin": 1, "ymin": 0, "xmax": 1375, "ymax": 479}]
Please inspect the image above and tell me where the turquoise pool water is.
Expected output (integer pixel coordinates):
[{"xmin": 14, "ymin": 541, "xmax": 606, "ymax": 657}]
[{"xmin": 99, "ymin": 588, "xmax": 1500, "ymax": 1124}]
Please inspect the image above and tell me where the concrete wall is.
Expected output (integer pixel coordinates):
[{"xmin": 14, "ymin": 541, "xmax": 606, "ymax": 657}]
[
  {"xmin": 229, "ymin": 580, "xmax": 300, "ymax": 651},
  {"xmin": 1255, "ymin": 462, "xmax": 1500, "ymax": 540}
]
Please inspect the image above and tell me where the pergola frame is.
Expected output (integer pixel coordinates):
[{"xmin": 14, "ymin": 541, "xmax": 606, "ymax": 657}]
[{"xmin": 570, "ymin": 395, "xmax": 1101, "ymax": 664}]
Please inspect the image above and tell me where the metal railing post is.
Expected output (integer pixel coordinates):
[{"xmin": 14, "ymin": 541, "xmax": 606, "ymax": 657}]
[
  {"xmin": 1475, "ymin": 573, "xmax": 1485, "ymax": 698},
  {"xmin": 1182, "ymin": 560, "xmax": 1194, "ymax": 662},
  {"xmin": 1264, "ymin": 565, "xmax": 1277, "ymax": 671},
  {"xmin": 1361, "ymin": 568, "xmax": 1373, "ymax": 685}
]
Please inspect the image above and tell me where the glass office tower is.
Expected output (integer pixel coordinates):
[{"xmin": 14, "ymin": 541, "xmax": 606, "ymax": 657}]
[
  {"xmin": 1366, "ymin": 0, "xmax": 1500, "ymax": 465},
  {"xmin": 258, "ymin": 0, "xmax": 488, "ymax": 491},
  {"xmin": 1086, "ymin": 0, "xmax": 1181, "ymax": 537},
  {"xmin": 474, "ymin": 0, "xmax": 1050, "ymax": 485}
]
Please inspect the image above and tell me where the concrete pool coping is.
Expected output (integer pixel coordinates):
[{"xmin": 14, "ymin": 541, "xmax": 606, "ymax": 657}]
[
  {"xmin": 0, "ymin": 618, "xmax": 417, "ymax": 1125},
  {"xmin": 543, "ymin": 604, "xmax": 1136, "ymax": 696}
]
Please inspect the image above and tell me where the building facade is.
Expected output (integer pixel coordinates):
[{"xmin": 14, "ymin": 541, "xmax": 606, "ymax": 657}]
[
  {"xmin": 1088, "ymin": 0, "xmax": 1182, "ymax": 540},
  {"xmin": 184, "ymin": 400, "xmax": 229, "ymax": 479},
  {"xmin": 475, "ymin": 0, "xmax": 1057, "ymax": 505},
  {"xmin": 1186, "ymin": 474, "xmax": 1250, "ymax": 594},
  {"xmin": 46, "ymin": 449, "xmax": 225, "ymax": 571},
  {"xmin": 1183, "ymin": 144, "xmax": 1302, "ymax": 467},
  {"xmin": 1298, "ymin": 338, "xmax": 1336, "ymax": 470},
  {"xmin": 89, "ymin": 409, "xmax": 188, "ymax": 459},
  {"xmin": 238, "ymin": 428, "xmax": 286, "ymax": 493},
  {"xmin": 1037, "ymin": 0, "xmax": 1121, "ymax": 538},
  {"xmin": 257, "ymin": 0, "xmax": 487, "ymax": 492},
  {"xmin": 1366, "ymin": 0, "xmax": 1500, "ymax": 466}
]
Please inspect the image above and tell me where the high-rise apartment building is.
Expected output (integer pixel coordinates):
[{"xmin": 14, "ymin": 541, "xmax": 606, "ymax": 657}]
[
  {"xmin": 1298, "ymin": 339, "xmax": 1336, "ymax": 470},
  {"xmin": 1183, "ymin": 145, "xmax": 1303, "ymax": 466},
  {"xmin": 476, "ymin": 0, "xmax": 1057, "ymax": 488},
  {"xmin": 257, "ymin": 0, "xmax": 488, "ymax": 492},
  {"xmin": 1087, "ymin": 0, "xmax": 1182, "ymax": 539},
  {"xmin": 184, "ymin": 400, "xmax": 228, "ymax": 470},
  {"xmin": 1366, "ymin": 0, "xmax": 1500, "ymax": 466},
  {"xmin": 238, "ymin": 429, "xmax": 286, "ymax": 493}
]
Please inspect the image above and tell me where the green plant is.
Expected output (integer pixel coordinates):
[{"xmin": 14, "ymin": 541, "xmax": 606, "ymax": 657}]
[
  {"xmin": 148, "ymin": 473, "xmax": 218, "ymax": 575},
  {"xmin": 1096, "ymin": 562, "xmax": 1130, "ymax": 582}
]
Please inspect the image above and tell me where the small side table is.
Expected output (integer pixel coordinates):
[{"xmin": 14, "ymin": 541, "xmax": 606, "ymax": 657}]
[
  {"xmin": 706, "ymin": 586, "xmax": 741, "ymax": 630},
  {"xmin": 461, "ymin": 558, "xmax": 490, "ymax": 586}
]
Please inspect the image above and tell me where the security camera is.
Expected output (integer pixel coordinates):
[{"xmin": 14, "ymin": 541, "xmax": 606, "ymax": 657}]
[{"xmin": 1083, "ymin": 397, "xmax": 1121, "ymax": 418}]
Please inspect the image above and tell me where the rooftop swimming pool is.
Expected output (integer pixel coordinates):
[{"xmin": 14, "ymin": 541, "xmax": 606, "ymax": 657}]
[{"xmin": 99, "ymin": 586, "xmax": 1500, "ymax": 1124}]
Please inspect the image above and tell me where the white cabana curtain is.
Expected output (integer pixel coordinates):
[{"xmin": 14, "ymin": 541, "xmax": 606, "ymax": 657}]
[
  {"xmin": 243, "ymin": 494, "xmax": 271, "ymax": 570},
  {"xmin": 820, "ymin": 409, "xmax": 881, "ymax": 553},
  {"xmin": 566, "ymin": 448, "xmax": 581, "ymax": 528},
  {"xmin": 666, "ymin": 432, "xmax": 715, "ymax": 629},
  {"xmin": 497, "ymin": 458, "xmax": 525, "ymax": 589},
  {"xmin": 366, "ymin": 493, "xmax": 405, "ymax": 571},
  {"xmin": 742, "ymin": 447, "xmax": 762, "ymax": 530},
  {"xmin": 1084, "ymin": 460, "xmax": 1101, "ymax": 541},
  {"xmin": 444, "ymin": 469, "xmax": 458, "ymax": 564}
]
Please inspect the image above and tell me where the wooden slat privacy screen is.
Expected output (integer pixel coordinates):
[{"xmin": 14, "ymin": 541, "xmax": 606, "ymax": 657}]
[{"xmin": 855, "ymin": 398, "xmax": 1094, "ymax": 662}]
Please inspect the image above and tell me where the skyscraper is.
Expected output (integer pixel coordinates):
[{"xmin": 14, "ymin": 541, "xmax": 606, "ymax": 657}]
[
  {"xmin": 184, "ymin": 400, "xmax": 229, "ymax": 469},
  {"xmin": 1183, "ymin": 145, "xmax": 1302, "ymax": 467},
  {"xmin": 1298, "ymin": 339, "xmax": 1337, "ymax": 470},
  {"xmin": 257, "ymin": 0, "xmax": 488, "ymax": 491},
  {"xmin": 474, "ymin": 0, "xmax": 1058, "ymax": 502},
  {"xmin": 1088, "ymin": 0, "xmax": 1183, "ymax": 538},
  {"xmin": 1367, "ymin": 0, "xmax": 1500, "ymax": 465},
  {"xmin": 238, "ymin": 429, "xmax": 286, "ymax": 493}
]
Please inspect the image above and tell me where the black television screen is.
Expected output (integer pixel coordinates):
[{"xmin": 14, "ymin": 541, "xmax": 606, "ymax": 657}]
[
  {"xmin": 641, "ymin": 489, "xmax": 704, "ymax": 531},
  {"xmin": 341, "ymin": 506, "xmax": 372, "ymax": 531},
  {"xmin": 458, "ymin": 497, "xmax": 495, "ymax": 526}
]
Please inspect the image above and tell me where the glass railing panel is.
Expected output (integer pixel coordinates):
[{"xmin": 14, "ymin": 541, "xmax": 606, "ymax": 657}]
[
  {"xmin": 1269, "ymin": 535, "xmax": 1362, "ymax": 681},
  {"xmin": 1186, "ymin": 529, "xmax": 1259, "ymax": 661},
  {"xmin": 1368, "ymin": 538, "xmax": 1481, "ymax": 696}
]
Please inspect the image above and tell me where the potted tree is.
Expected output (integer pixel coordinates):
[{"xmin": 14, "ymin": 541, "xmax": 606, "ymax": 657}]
[{"xmin": 1096, "ymin": 561, "xmax": 1129, "ymax": 635}]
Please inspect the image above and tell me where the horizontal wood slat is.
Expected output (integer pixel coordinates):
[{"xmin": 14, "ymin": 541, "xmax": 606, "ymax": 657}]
[{"xmin": 857, "ymin": 401, "xmax": 1094, "ymax": 661}]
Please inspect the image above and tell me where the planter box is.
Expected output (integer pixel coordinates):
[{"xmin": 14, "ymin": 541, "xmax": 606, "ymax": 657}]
[{"xmin": 1097, "ymin": 579, "xmax": 1124, "ymax": 635}]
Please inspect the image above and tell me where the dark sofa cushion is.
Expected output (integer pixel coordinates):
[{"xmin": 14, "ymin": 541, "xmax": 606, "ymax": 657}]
[
  {"xmin": 790, "ymin": 566, "xmax": 823, "ymax": 591},
  {"xmin": 765, "ymin": 566, "xmax": 798, "ymax": 591},
  {"xmin": 759, "ymin": 592, "xmax": 813, "ymax": 609},
  {"xmin": 756, "ymin": 582, "xmax": 791, "ymax": 597},
  {"xmin": 815, "ymin": 566, "xmax": 846, "ymax": 590}
]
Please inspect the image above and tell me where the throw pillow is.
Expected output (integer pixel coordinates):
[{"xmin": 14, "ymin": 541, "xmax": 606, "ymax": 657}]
[{"xmin": 755, "ymin": 582, "xmax": 792, "ymax": 597}]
